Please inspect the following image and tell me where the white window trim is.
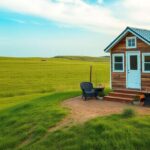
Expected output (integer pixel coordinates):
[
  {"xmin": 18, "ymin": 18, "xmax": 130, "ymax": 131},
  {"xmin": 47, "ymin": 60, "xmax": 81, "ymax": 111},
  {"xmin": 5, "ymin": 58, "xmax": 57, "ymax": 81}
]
[
  {"xmin": 142, "ymin": 53, "xmax": 150, "ymax": 73},
  {"xmin": 112, "ymin": 53, "xmax": 124, "ymax": 72},
  {"xmin": 126, "ymin": 36, "xmax": 137, "ymax": 49}
]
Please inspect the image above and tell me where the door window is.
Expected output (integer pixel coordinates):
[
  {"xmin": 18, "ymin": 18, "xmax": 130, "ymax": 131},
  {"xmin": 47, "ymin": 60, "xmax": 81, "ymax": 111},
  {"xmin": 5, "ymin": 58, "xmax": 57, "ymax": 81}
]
[{"xmin": 130, "ymin": 55, "xmax": 137, "ymax": 70}]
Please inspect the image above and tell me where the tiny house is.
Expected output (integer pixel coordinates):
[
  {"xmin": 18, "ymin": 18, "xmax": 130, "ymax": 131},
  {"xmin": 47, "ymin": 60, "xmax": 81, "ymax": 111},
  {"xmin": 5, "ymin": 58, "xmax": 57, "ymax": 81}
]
[{"xmin": 104, "ymin": 27, "xmax": 150, "ymax": 91}]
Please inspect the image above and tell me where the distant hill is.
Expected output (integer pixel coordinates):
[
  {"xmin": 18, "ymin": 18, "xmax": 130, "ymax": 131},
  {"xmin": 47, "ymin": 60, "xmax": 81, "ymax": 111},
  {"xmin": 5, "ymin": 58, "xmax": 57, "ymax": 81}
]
[
  {"xmin": 0, "ymin": 56, "xmax": 110, "ymax": 62},
  {"xmin": 54, "ymin": 56, "xmax": 110, "ymax": 62}
]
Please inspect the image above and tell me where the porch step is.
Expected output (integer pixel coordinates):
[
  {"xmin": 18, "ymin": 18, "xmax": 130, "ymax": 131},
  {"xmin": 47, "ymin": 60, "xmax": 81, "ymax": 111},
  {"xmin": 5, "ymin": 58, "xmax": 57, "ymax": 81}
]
[
  {"xmin": 113, "ymin": 89, "xmax": 143, "ymax": 95},
  {"xmin": 109, "ymin": 92, "xmax": 137, "ymax": 99},
  {"xmin": 104, "ymin": 95, "xmax": 133, "ymax": 103},
  {"xmin": 104, "ymin": 89, "xmax": 145, "ymax": 103}
]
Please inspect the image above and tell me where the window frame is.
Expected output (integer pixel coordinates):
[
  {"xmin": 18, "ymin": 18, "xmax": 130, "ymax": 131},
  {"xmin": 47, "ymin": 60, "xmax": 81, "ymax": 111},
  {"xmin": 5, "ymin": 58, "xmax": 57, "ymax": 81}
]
[
  {"xmin": 112, "ymin": 53, "xmax": 124, "ymax": 72},
  {"xmin": 142, "ymin": 53, "xmax": 150, "ymax": 73},
  {"xmin": 126, "ymin": 36, "xmax": 137, "ymax": 49}
]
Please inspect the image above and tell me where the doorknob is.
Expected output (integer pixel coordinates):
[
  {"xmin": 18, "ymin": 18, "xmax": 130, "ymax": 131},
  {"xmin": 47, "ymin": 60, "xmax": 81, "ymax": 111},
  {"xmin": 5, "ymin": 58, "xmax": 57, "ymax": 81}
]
[{"xmin": 128, "ymin": 70, "xmax": 130, "ymax": 73}]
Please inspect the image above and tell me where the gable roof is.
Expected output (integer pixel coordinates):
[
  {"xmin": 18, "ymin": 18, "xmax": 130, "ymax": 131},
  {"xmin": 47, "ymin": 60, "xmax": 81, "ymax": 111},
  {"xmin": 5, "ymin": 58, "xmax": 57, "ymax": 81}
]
[{"xmin": 104, "ymin": 27, "xmax": 150, "ymax": 52}]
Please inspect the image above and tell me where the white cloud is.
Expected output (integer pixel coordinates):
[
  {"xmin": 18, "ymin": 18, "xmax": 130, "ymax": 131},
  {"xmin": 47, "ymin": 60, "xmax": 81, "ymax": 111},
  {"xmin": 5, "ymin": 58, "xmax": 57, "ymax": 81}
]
[
  {"xmin": 122, "ymin": 0, "xmax": 150, "ymax": 26},
  {"xmin": 0, "ymin": 0, "xmax": 150, "ymax": 33}
]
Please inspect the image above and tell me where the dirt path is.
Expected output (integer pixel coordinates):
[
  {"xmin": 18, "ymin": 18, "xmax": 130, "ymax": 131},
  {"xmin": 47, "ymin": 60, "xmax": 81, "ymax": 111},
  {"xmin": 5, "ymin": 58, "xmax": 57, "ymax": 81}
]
[{"xmin": 48, "ymin": 115, "xmax": 74, "ymax": 132}]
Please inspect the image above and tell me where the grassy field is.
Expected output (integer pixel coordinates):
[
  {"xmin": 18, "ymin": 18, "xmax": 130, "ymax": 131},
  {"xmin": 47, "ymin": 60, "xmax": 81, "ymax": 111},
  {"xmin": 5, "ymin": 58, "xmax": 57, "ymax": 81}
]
[
  {"xmin": 0, "ymin": 56, "xmax": 109, "ymax": 98},
  {"xmin": 0, "ymin": 56, "xmax": 150, "ymax": 150}
]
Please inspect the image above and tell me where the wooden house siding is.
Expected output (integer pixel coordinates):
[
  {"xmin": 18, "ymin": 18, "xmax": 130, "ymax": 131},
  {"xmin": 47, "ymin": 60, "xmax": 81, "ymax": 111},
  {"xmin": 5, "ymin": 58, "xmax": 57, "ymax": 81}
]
[{"xmin": 111, "ymin": 32, "xmax": 150, "ymax": 91}]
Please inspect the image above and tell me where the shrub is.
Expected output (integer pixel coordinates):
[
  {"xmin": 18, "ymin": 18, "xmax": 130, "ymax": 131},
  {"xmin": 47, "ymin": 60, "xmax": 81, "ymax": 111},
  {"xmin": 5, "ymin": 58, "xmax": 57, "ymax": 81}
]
[{"xmin": 122, "ymin": 108, "xmax": 136, "ymax": 118}]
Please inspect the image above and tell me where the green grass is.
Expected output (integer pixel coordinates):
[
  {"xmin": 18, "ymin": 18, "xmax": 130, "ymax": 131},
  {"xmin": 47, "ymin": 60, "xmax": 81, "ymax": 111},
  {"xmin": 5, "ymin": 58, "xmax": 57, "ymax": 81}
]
[
  {"xmin": 0, "ymin": 57, "xmax": 110, "ymax": 98},
  {"xmin": 122, "ymin": 108, "xmax": 136, "ymax": 118},
  {"xmin": 23, "ymin": 115, "xmax": 150, "ymax": 150},
  {"xmin": 0, "ymin": 93, "xmax": 46, "ymax": 111},
  {"xmin": 0, "ymin": 91, "xmax": 80, "ymax": 150}
]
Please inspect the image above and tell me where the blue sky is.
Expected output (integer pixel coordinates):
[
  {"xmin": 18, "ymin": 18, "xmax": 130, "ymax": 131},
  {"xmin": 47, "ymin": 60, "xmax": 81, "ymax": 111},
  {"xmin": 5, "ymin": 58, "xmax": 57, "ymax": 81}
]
[{"xmin": 0, "ymin": 0, "xmax": 149, "ymax": 57}]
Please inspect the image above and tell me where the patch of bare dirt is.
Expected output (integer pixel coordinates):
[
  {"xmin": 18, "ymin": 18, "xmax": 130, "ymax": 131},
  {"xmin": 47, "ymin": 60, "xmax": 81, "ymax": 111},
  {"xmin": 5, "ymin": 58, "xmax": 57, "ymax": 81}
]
[
  {"xmin": 48, "ymin": 97, "xmax": 150, "ymax": 133},
  {"xmin": 62, "ymin": 96, "xmax": 150, "ymax": 123}
]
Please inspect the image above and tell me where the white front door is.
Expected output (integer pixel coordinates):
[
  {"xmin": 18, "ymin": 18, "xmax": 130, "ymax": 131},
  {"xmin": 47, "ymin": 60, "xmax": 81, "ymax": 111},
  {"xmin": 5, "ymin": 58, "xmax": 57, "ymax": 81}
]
[{"xmin": 126, "ymin": 51, "xmax": 141, "ymax": 89}]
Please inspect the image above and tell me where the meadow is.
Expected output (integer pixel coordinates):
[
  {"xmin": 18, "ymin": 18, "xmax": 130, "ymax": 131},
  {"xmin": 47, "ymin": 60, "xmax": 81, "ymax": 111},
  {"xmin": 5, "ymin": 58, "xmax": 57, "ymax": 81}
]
[
  {"xmin": 0, "ymin": 56, "xmax": 109, "ymax": 98},
  {"xmin": 0, "ymin": 56, "xmax": 150, "ymax": 150}
]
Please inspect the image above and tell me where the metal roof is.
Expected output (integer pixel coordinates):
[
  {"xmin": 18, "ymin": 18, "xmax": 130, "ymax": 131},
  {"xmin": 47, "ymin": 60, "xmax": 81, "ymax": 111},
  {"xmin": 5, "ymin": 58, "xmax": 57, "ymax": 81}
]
[{"xmin": 104, "ymin": 27, "xmax": 150, "ymax": 52}]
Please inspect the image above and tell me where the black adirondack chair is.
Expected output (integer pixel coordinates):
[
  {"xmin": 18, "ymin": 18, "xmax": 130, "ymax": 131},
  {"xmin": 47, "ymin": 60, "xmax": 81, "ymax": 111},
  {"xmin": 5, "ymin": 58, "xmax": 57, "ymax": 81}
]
[{"xmin": 80, "ymin": 82, "xmax": 99, "ymax": 100}]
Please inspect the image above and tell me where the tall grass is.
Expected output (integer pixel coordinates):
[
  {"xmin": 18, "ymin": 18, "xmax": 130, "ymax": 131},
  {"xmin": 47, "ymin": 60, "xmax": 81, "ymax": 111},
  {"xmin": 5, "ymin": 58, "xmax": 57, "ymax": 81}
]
[{"xmin": 122, "ymin": 108, "xmax": 136, "ymax": 118}]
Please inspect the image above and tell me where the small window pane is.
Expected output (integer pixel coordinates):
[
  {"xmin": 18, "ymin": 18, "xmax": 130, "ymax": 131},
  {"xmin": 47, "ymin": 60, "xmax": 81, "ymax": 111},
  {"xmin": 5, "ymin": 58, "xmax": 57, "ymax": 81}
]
[
  {"xmin": 128, "ymin": 40, "xmax": 132, "ymax": 47},
  {"xmin": 145, "ymin": 63, "xmax": 150, "ymax": 71},
  {"xmin": 115, "ymin": 56, "xmax": 122, "ymax": 62},
  {"xmin": 131, "ymin": 39, "xmax": 135, "ymax": 46},
  {"xmin": 115, "ymin": 63, "xmax": 123, "ymax": 70},
  {"xmin": 145, "ymin": 56, "xmax": 150, "ymax": 62},
  {"xmin": 130, "ymin": 55, "xmax": 137, "ymax": 70}
]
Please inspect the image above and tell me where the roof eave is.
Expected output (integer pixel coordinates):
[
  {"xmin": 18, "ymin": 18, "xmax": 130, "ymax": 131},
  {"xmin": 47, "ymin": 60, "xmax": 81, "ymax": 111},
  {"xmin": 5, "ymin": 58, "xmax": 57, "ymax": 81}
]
[{"xmin": 104, "ymin": 27, "xmax": 150, "ymax": 53}]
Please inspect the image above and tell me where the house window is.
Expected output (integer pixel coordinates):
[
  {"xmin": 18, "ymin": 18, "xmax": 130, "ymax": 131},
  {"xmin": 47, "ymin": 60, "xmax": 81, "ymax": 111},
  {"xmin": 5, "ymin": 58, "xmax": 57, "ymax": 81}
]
[
  {"xmin": 126, "ymin": 37, "xmax": 137, "ymax": 48},
  {"xmin": 112, "ymin": 54, "xmax": 124, "ymax": 72},
  {"xmin": 142, "ymin": 53, "xmax": 150, "ymax": 73}
]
